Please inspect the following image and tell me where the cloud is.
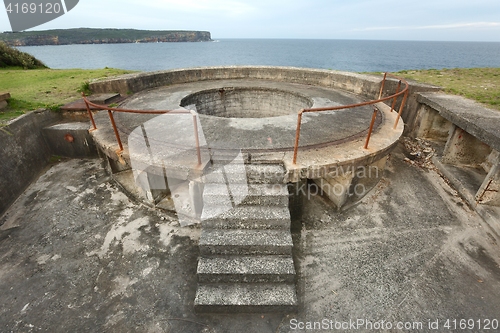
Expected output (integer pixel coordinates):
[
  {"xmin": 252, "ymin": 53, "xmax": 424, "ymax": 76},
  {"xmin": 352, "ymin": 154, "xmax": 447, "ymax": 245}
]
[
  {"xmin": 353, "ymin": 22, "xmax": 500, "ymax": 32},
  {"xmin": 138, "ymin": 0, "xmax": 257, "ymax": 18}
]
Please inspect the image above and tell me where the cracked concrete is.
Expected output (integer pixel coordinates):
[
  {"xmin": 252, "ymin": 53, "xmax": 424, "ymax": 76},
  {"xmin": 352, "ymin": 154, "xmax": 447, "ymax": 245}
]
[{"xmin": 1, "ymin": 145, "xmax": 500, "ymax": 332}]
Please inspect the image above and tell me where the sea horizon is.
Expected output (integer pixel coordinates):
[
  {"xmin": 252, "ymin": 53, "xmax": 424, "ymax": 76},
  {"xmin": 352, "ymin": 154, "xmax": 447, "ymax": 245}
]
[{"xmin": 16, "ymin": 39, "xmax": 500, "ymax": 73}]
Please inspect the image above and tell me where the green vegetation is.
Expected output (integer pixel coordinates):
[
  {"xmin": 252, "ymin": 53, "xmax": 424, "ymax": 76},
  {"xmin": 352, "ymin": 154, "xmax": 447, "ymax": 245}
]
[
  {"xmin": 0, "ymin": 41, "xmax": 47, "ymax": 69},
  {"xmin": 0, "ymin": 28, "xmax": 212, "ymax": 46},
  {"xmin": 396, "ymin": 68, "xmax": 500, "ymax": 111},
  {"xmin": 0, "ymin": 67, "xmax": 135, "ymax": 123}
]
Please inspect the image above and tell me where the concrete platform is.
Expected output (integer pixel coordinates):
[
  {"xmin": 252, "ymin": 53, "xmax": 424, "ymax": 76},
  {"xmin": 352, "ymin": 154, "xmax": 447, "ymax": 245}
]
[
  {"xmin": 60, "ymin": 93, "xmax": 125, "ymax": 112},
  {"xmin": 1, "ymin": 147, "xmax": 500, "ymax": 331},
  {"xmin": 88, "ymin": 74, "xmax": 402, "ymax": 184}
]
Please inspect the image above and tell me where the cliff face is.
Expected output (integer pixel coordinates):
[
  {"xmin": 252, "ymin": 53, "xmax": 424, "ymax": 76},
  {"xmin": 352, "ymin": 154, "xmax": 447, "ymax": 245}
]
[
  {"xmin": 9, "ymin": 35, "xmax": 60, "ymax": 46},
  {"xmin": 1, "ymin": 29, "xmax": 212, "ymax": 46}
]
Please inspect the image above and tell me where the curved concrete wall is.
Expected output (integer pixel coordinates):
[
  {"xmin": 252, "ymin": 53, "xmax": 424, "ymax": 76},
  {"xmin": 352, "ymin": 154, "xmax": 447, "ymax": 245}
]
[
  {"xmin": 90, "ymin": 66, "xmax": 382, "ymax": 99},
  {"xmin": 89, "ymin": 66, "xmax": 440, "ymax": 134},
  {"xmin": 0, "ymin": 110, "xmax": 61, "ymax": 216}
]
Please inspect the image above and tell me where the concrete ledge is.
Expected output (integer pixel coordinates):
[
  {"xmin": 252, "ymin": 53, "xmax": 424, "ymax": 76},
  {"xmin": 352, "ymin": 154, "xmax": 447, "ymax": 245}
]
[
  {"xmin": 415, "ymin": 92, "xmax": 500, "ymax": 236},
  {"xmin": 417, "ymin": 92, "xmax": 500, "ymax": 152},
  {"xmin": 43, "ymin": 122, "xmax": 98, "ymax": 158},
  {"xmin": 0, "ymin": 92, "xmax": 10, "ymax": 110}
]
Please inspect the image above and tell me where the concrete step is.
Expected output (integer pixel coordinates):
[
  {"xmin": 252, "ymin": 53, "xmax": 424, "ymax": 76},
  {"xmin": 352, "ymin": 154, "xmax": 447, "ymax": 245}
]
[
  {"xmin": 199, "ymin": 229, "xmax": 293, "ymax": 256},
  {"xmin": 197, "ymin": 255, "xmax": 295, "ymax": 283},
  {"xmin": 194, "ymin": 283, "xmax": 298, "ymax": 313},
  {"xmin": 204, "ymin": 164, "xmax": 286, "ymax": 184},
  {"xmin": 210, "ymin": 149, "xmax": 249, "ymax": 164},
  {"xmin": 203, "ymin": 183, "xmax": 289, "ymax": 207},
  {"xmin": 201, "ymin": 205, "xmax": 290, "ymax": 229}
]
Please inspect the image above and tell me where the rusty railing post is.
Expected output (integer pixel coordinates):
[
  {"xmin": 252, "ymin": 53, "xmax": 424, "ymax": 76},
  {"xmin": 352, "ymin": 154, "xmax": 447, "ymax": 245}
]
[
  {"xmin": 364, "ymin": 108, "xmax": 378, "ymax": 149},
  {"xmin": 82, "ymin": 93, "xmax": 97, "ymax": 131},
  {"xmin": 390, "ymin": 80, "xmax": 401, "ymax": 113},
  {"xmin": 378, "ymin": 72, "xmax": 387, "ymax": 99},
  {"xmin": 107, "ymin": 109, "xmax": 124, "ymax": 152},
  {"xmin": 292, "ymin": 110, "xmax": 304, "ymax": 165},
  {"xmin": 394, "ymin": 90, "xmax": 409, "ymax": 129}
]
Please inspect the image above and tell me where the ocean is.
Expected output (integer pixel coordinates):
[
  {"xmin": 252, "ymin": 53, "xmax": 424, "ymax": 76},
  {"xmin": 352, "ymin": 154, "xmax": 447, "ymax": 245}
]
[{"xmin": 17, "ymin": 39, "xmax": 500, "ymax": 72}]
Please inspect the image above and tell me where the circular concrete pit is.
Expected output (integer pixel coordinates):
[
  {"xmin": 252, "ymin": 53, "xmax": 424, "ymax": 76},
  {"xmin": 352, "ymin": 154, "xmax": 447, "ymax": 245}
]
[{"xmin": 180, "ymin": 87, "xmax": 314, "ymax": 118}]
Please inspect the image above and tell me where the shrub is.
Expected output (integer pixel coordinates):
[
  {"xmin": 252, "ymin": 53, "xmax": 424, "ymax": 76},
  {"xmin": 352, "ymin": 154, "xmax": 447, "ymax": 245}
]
[{"xmin": 0, "ymin": 41, "xmax": 47, "ymax": 69}]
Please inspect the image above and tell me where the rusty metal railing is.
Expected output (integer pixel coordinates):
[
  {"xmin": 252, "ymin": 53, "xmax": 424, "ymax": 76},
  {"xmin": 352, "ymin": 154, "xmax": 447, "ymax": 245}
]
[
  {"xmin": 292, "ymin": 72, "xmax": 409, "ymax": 165},
  {"xmin": 82, "ymin": 94, "xmax": 202, "ymax": 166}
]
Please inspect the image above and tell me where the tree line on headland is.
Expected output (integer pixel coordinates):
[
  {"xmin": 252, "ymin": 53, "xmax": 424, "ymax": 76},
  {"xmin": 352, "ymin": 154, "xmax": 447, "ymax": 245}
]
[{"xmin": 0, "ymin": 28, "xmax": 212, "ymax": 46}]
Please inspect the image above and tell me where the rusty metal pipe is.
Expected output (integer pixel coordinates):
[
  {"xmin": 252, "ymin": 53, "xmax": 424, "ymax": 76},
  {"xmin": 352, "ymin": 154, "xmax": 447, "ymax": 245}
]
[
  {"xmin": 292, "ymin": 73, "xmax": 410, "ymax": 164},
  {"xmin": 364, "ymin": 108, "xmax": 378, "ymax": 149},
  {"xmin": 390, "ymin": 80, "xmax": 402, "ymax": 113},
  {"xmin": 83, "ymin": 97, "xmax": 190, "ymax": 115},
  {"xmin": 82, "ymin": 93, "xmax": 97, "ymax": 131},
  {"xmin": 394, "ymin": 90, "xmax": 409, "ymax": 129},
  {"xmin": 299, "ymin": 78, "xmax": 409, "ymax": 114},
  {"xmin": 378, "ymin": 72, "xmax": 387, "ymax": 99},
  {"xmin": 292, "ymin": 110, "xmax": 304, "ymax": 165},
  {"xmin": 107, "ymin": 109, "xmax": 124, "ymax": 152}
]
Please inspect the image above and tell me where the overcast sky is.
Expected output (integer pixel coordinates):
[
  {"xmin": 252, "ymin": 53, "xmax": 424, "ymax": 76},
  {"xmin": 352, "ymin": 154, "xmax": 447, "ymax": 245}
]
[{"xmin": 2, "ymin": 0, "xmax": 500, "ymax": 41}]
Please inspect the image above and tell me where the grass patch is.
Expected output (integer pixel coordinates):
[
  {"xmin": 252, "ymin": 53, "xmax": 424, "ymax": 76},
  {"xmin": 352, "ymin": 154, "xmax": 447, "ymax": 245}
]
[
  {"xmin": 395, "ymin": 68, "xmax": 500, "ymax": 111},
  {"xmin": 0, "ymin": 67, "xmax": 135, "ymax": 123}
]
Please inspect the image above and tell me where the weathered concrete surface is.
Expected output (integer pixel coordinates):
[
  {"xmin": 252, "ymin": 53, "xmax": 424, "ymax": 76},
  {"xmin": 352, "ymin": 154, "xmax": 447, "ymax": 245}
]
[
  {"xmin": 382, "ymin": 79, "xmax": 441, "ymax": 137},
  {"xmin": 42, "ymin": 122, "xmax": 98, "ymax": 158},
  {"xmin": 417, "ymin": 92, "xmax": 500, "ymax": 152},
  {"xmin": 1, "ymin": 146, "xmax": 500, "ymax": 332},
  {"xmin": 0, "ymin": 110, "xmax": 62, "ymax": 216}
]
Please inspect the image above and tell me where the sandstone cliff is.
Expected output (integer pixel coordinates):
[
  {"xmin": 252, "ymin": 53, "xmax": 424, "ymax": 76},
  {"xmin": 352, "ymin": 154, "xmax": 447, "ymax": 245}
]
[{"xmin": 0, "ymin": 29, "xmax": 212, "ymax": 46}]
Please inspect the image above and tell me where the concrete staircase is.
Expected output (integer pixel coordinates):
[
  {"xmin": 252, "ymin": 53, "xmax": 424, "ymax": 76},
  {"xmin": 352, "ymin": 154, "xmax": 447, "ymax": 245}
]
[{"xmin": 194, "ymin": 161, "xmax": 297, "ymax": 313}]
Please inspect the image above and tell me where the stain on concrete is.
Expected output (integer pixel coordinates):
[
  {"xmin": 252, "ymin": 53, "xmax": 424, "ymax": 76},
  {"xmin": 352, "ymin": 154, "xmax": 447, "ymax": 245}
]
[{"xmin": 1, "ymin": 148, "xmax": 500, "ymax": 332}]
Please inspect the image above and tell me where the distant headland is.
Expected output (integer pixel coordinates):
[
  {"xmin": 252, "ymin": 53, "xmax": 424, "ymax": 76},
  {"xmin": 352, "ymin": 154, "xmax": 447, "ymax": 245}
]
[{"xmin": 0, "ymin": 28, "xmax": 212, "ymax": 46}]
